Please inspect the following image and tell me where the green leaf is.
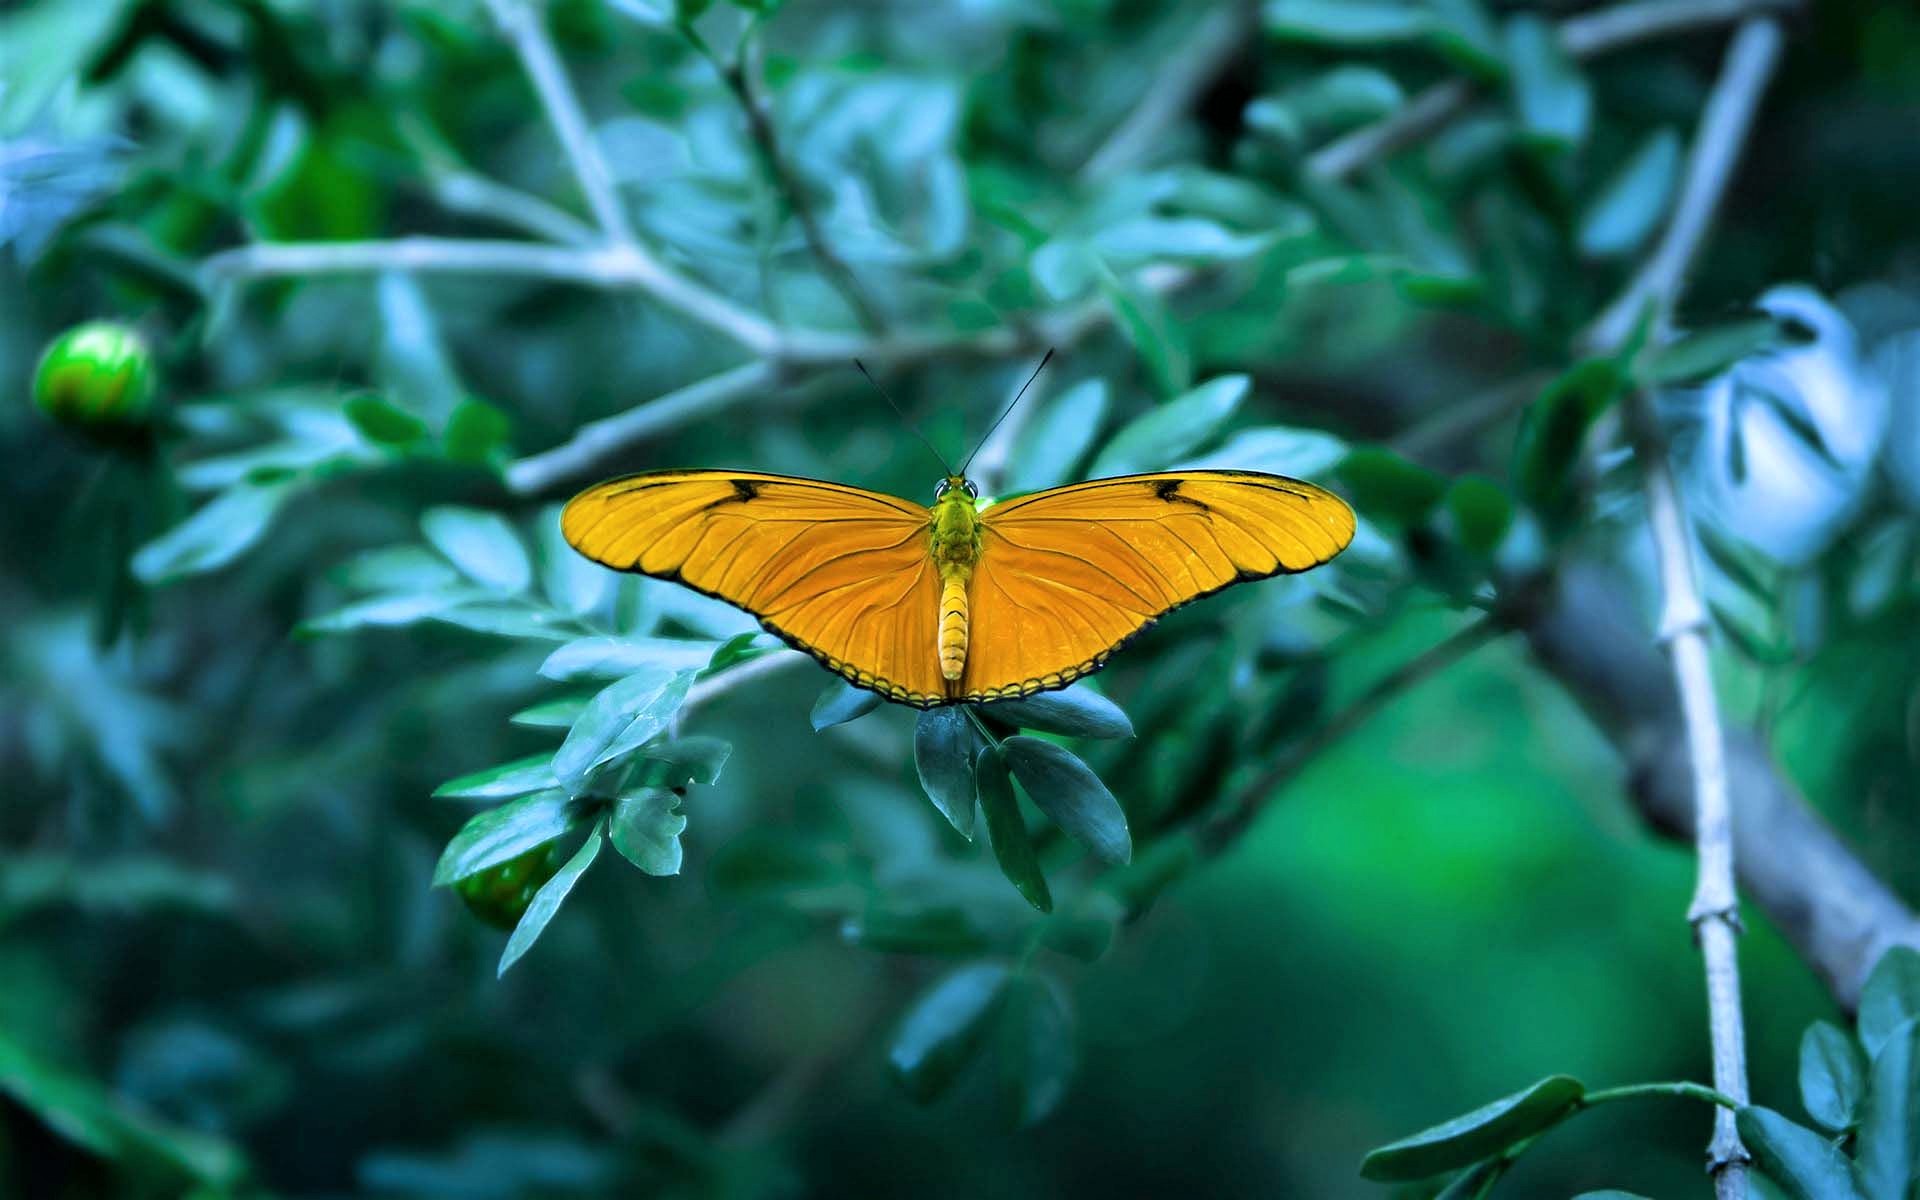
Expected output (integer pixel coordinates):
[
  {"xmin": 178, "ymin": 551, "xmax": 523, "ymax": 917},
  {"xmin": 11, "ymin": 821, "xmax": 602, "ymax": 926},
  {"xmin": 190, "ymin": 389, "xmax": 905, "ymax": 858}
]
[
  {"xmin": 552, "ymin": 668, "xmax": 694, "ymax": 791},
  {"xmin": 1512, "ymin": 357, "xmax": 1628, "ymax": 518},
  {"xmin": 1570, "ymin": 1193, "xmax": 1652, "ymax": 1200},
  {"xmin": 1736, "ymin": 1106, "xmax": 1866, "ymax": 1200},
  {"xmin": 298, "ymin": 589, "xmax": 479, "ymax": 635},
  {"xmin": 1099, "ymin": 267, "xmax": 1191, "ymax": 396},
  {"xmin": 914, "ymin": 708, "xmax": 978, "ymax": 840},
  {"xmin": 510, "ymin": 695, "xmax": 591, "ymax": 728},
  {"xmin": 1800, "ymin": 1020, "xmax": 1867, "ymax": 1132},
  {"xmin": 343, "ymin": 393, "xmax": 428, "ymax": 445},
  {"xmin": 1438, "ymin": 1161, "xmax": 1509, "ymax": 1200},
  {"xmin": 982, "ymin": 686, "xmax": 1133, "ymax": 739},
  {"xmin": 537, "ymin": 507, "xmax": 610, "ymax": 616},
  {"xmin": 609, "ymin": 789, "xmax": 686, "ymax": 876},
  {"xmin": 1855, "ymin": 1019, "xmax": 1919, "ymax": 1200},
  {"xmin": 998, "ymin": 972, "xmax": 1075, "ymax": 1128},
  {"xmin": 1337, "ymin": 446, "xmax": 1447, "ymax": 526},
  {"xmin": 433, "ymin": 753, "xmax": 559, "ymax": 801},
  {"xmin": 1503, "ymin": 15, "xmax": 1591, "ymax": 150},
  {"xmin": 131, "ymin": 479, "xmax": 299, "ymax": 584},
  {"xmin": 707, "ymin": 831, "xmax": 849, "ymax": 906},
  {"xmin": 1090, "ymin": 375, "xmax": 1250, "ymax": 477},
  {"xmin": 1425, "ymin": 0, "xmax": 1503, "ymax": 79},
  {"xmin": 422, "ymin": 506, "xmax": 532, "ymax": 594},
  {"xmin": 498, "ymin": 823, "xmax": 603, "ymax": 976},
  {"xmin": 1175, "ymin": 424, "xmax": 1348, "ymax": 479},
  {"xmin": 1003, "ymin": 378, "xmax": 1109, "ymax": 494},
  {"xmin": 888, "ymin": 963, "xmax": 1012, "ymax": 1103},
  {"xmin": 1003, "ymin": 736, "xmax": 1131, "ymax": 865},
  {"xmin": 429, "ymin": 604, "xmax": 572, "ymax": 641},
  {"xmin": 1360, "ymin": 1075, "xmax": 1585, "ymax": 1181},
  {"xmin": 442, "ymin": 397, "xmax": 511, "ymax": 464},
  {"xmin": 1445, "ymin": 474, "xmax": 1512, "ymax": 554},
  {"xmin": 1264, "ymin": 0, "xmax": 1432, "ymax": 45},
  {"xmin": 638, "ymin": 736, "xmax": 731, "ymax": 788},
  {"xmin": 1030, "ymin": 238, "xmax": 1099, "ymax": 302},
  {"xmin": 540, "ymin": 635, "xmax": 718, "ymax": 681},
  {"xmin": 1090, "ymin": 217, "xmax": 1268, "ymax": 265},
  {"xmin": 845, "ymin": 904, "xmax": 991, "ymax": 956},
  {"xmin": 811, "ymin": 679, "xmax": 883, "ymax": 730},
  {"xmin": 432, "ymin": 790, "xmax": 582, "ymax": 885},
  {"xmin": 1861, "ymin": 947, "xmax": 1920, "ymax": 1060},
  {"xmin": 1642, "ymin": 318, "xmax": 1786, "ymax": 386},
  {"xmin": 1039, "ymin": 894, "xmax": 1123, "ymax": 962},
  {"xmin": 1248, "ymin": 67, "xmax": 1404, "ymax": 153},
  {"xmin": 706, "ymin": 631, "xmax": 777, "ymax": 671},
  {"xmin": 1578, "ymin": 128, "xmax": 1682, "ymax": 258},
  {"xmin": 977, "ymin": 745, "xmax": 1050, "ymax": 913}
]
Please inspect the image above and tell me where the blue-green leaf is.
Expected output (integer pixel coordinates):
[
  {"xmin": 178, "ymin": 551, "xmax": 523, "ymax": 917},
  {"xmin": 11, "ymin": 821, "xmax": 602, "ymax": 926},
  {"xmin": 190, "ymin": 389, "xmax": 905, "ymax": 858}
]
[
  {"xmin": 537, "ymin": 508, "xmax": 610, "ymax": 616},
  {"xmin": 510, "ymin": 695, "xmax": 591, "ymax": 728},
  {"xmin": 498, "ymin": 823, "xmax": 603, "ymax": 976},
  {"xmin": 1090, "ymin": 375, "xmax": 1249, "ymax": 477},
  {"xmin": 1360, "ymin": 1075, "xmax": 1585, "ymax": 1181},
  {"xmin": 1003, "ymin": 737, "xmax": 1131, "ymax": 865},
  {"xmin": 608, "ymin": 789, "xmax": 686, "ymax": 876},
  {"xmin": 1859, "ymin": 947, "xmax": 1920, "ymax": 1060},
  {"xmin": 1578, "ymin": 128, "xmax": 1681, "ymax": 258},
  {"xmin": 638, "ymin": 737, "xmax": 731, "ymax": 788},
  {"xmin": 1641, "ymin": 318, "xmax": 1784, "ymax": 386},
  {"xmin": 998, "ymin": 972, "xmax": 1075, "ymax": 1128},
  {"xmin": 888, "ymin": 963, "xmax": 1012, "ymax": 1103},
  {"xmin": 422, "ymin": 506, "xmax": 532, "ymax": 594},
  {"xmin": 1176, "ymin": 424, "xmax": 1347, "ymax": 479},
  {"xmin": 552, "ymin": 668, "xmax": 693, "ymax": 791},
  {"xmin": 983, "ymin": 687, "xmax": 1134, "ymax": 739},
  {"xmin": 1099, "ymin": 268, "xmax": 1191, "ymax": 396},
  {"xmin": 1800, "ymin": 1020, "xmax": 1867, "ymax": 1132},
  {"xmin": 1736, "ymin": 1106, "xmax": 1866, "ymax": 1200},
  {"xmin": 433, "ymin": 753, "xmax": 559, "ymax": 801},
  {"xmin": 342, "ymin": 393, "xmax": 428, "ymax": 445},
  {"xmin": 132, "ymin": 479, "xmax": 299, "ymax": 584},
  {"xmin": 1264, "ymin": 0, "xmax": 1432, "ymax": 45},
  {"xmin": 540, "ymin": 636, "xmax": 717, "ymax": 681},
  {"xmin": 811, "ymin": 679, "xmax": 883, "ymax": 730},
  {"xmin": 433, "ymin": 790, "xmax": 582, "ymax": 885},
  {"xmin": 914, "ymin": 708, "xmax": 978, "ymax": 839},
  {"xmin": 1503, "ymin": 15, "xmax": 1590, "ymax": 151},
  {"xmin": 1855, "ymin": 1019, "xmax": 1919, "ymax": 1200},
  {"xmin": 977, "ymin": 745, "xmax": 1050, "ymax": 913},
  {"xmin": 1003, "ymin": 378, "xmax": 1109, "ymax": 494}
]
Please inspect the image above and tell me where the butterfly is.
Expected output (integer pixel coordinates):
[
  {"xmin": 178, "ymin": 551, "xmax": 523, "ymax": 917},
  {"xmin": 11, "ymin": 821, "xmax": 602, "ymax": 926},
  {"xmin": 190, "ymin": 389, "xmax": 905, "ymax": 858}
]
[{"xmin": 562, "ymin": 466, "xmax": 1354, "ymax": 708}]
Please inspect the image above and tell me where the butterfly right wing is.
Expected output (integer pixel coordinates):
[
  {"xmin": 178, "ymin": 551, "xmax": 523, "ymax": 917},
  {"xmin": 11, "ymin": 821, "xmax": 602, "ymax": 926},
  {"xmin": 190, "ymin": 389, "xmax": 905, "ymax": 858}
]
[{"xmin": 562, "ymin": 470, "xmax": 950, "ymax": 705}]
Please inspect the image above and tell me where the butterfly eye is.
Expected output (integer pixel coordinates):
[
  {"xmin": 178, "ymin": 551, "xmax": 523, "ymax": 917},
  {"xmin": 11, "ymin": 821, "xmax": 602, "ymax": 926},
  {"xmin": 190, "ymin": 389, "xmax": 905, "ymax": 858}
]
[
  {"xmin": 963, "ymin": 480, "xmax": 979, "ymax": 499},
  {"xmin": 934, "ymin": 479, "xmax": 952, "ymax": 500}
]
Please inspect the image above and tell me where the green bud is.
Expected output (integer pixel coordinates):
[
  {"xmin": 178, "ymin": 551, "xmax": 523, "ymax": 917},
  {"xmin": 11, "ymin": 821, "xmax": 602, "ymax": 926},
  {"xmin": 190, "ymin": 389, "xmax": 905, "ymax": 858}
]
[
  {"xmin": 454, "ymin": 840, "xmax": 566, "ymax": 930},
  {"xmin": 33, "ymin": 322, "xmax": 157, "ymax": 437}
]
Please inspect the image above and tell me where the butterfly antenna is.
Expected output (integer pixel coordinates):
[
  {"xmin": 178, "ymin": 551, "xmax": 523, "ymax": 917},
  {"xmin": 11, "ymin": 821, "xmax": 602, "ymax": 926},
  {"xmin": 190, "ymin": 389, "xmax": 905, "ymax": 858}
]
[
  {"xmin": 854, "ymin": 359, "xmax": 953, "ymax": 476},
  {"xmin": 960, "ymin": 348, "xmax": 1054, "ymax": 477}
]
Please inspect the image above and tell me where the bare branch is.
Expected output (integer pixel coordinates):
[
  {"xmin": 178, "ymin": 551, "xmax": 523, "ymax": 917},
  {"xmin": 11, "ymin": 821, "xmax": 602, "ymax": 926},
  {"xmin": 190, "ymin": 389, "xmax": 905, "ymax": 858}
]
[{"xmin": 1305, "ymin": 0, "xmax": 1796, "ymax": 184}]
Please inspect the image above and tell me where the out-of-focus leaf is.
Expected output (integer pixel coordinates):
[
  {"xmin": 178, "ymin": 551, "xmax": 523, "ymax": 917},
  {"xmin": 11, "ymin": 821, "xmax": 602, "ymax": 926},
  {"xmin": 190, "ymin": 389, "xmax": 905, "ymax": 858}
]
[
  {"xmin": 1860, "ymin": 947, "xmax": 1920, "ymax": 1060},
  {"xmin": 914, "ymin": 707, "xmax": 978, "ymax": 839},
  {"xmin": 1099, "ymin": 267, "xmax": 1191, "ymax": 396},
  {"xmin": 1855, "ymin": 1018, "xmax": 1918, "ymax": 1200},
  {"xmin": 1003, "ymin": 378, "xmax": 1110, "ymax": 494},
  {"xmin": 1090, "ymin": 375, "xmax": 1249, "ymax": 477},
  {"xmin": 433, "ymin": 790, "xmax": 582, "ymax": 885},
  {"xmin": 845, "ymin": 904, "xmax": 991, "ymax": 956},
  {"xmin": 498, "ymin": 823, "xmax": 603, "ymax": 976},
  {"xmin": 378, "ymin": 272, "xmax": 464, "ymax": 417},
  {"xmin": 429, "ymin": 604, "xmax": 572, "ymax": 641},
  {"xmin": 708, "ymin": 830, "xmax": 850, "ymax": 907},
  {"xmin": 422, "ymin": 507, "xmax": 532, "ymax": 595},
  {"xmin": 433, "ymin": 753, "xmax": 559, "ymax": 801},
  {"xmin": 1031, "ymin": 238, "xmax": 1099, "ymax": 302},
  {"xmin": 998, "ymin": 972, "xmax": 1075, "ymax": 1128},
  {"xmin": 812, "ymin": 679, "xmax": 883, "ymax": 730},
  {"xmin": 442, "ymin": 397, "xmax": 512, "ymax": 465},
  {"xmin": 609, "ymin": 789, "xmax": 686, "ymax": 876},
  {"xmin": 1735, "ymin": 1106, "xmax": 1867, "ymax": 1200},
  {"xmin": 1426, "ymin": 0, "xmax": 1503, "ymax": 78},
  {"xmin": 552, "ymin": 668, "xmax": 693, "ymax": 791},
  {"xmin": 1642, "ymin": 318, "xmax": 1786, "ymax": 386},
  {"xmin": 1445, "ymin": 475, "xmax": 1512, "ymax": 554},
  {"xmin": 1338, "ymin": 447, "xmax": 1447, "ymax": 526},
  {"xmin": 1247, "ymin": 67, "xmax": 1405, "ymax": 153},
  {"xmin": 511, "ymin": 696, "xmax": 592, "ymax": 728},
  {"xmin": 888, "ymin": 963, "xmax": 1012, "ymax": 1103},
  {"xmin": 1003, "ymin": 736, "xmax": 1131, "ymax": 865},
  {"xmin": 977, "ymin": 745, "xmax": 1050, "ymax": 913},
  {"xmin": 131, "ymin": 479, "xmax": 300, "ymax": 584},
  {"xmin": 983, "ymin": 687, "xmax": 1133, "ymax": 739},
  {"xmin": 298, "ymin": 589, "xmax": 479, "ymax": 635},
  {"xmin": 343, "ymin": 393, "xmax": 428, "ymax": 445},
  {"xmin": 1578, "ymin": 129, "xmax": 1681, "ymax": 259},
  {"xmin": 1799, "ymin": 1020, "xmax": 1866, "ymax": 1132},
  {"xmin": 1175, "ymin": 425, "xmax": 1348, "ymax": 480},
  {"xmin": 1090, "ymin": 217, "xmax": 1268, "ymax": 264},
  {"xmin": 1503, "ymin": 15, "xmax": 1591, "ymax": 151},
  {"xmin": 1264, "ymin": 1, "xmax": 1432, "ymax": 45},
  {"xmin": 1512, "ymin": 357, "xmax": 1627, "ymax": 519},
  {"xmin": 540, "ymin": 636, "xmax": 717, "ymax": 681},
  {"xmin": 537, "ymin": 509, "xmax": 611, "ymax": 617},
  {"xmin": 1360, "ymin": 1075, "xmax": 1585, "ymax": 1180}
]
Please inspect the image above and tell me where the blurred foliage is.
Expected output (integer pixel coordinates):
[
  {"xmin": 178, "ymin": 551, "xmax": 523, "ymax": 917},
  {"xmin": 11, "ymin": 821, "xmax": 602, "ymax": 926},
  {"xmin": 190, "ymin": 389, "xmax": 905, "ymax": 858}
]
[{"xmin": 3, "ymin": 0, "xmax": 1919, "ymax": 1196}]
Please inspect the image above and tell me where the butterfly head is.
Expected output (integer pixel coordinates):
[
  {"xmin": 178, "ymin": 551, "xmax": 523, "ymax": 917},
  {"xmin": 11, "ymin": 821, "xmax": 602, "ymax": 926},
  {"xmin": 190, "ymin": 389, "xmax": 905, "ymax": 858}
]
[{"xmin": 934, "ymin": 475, "xmax": 979, "ymax": 505}]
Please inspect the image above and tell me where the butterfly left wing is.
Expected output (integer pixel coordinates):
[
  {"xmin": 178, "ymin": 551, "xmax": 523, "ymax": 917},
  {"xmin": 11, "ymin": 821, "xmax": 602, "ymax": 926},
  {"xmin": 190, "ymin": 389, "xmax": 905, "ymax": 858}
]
[
  {"xmin": 959, "ymin": 471, "xmax": 1354, "ymax": 701},
  {"xmin": 562, "ymin": 470, "xmax": 951, "ymax": 705}
]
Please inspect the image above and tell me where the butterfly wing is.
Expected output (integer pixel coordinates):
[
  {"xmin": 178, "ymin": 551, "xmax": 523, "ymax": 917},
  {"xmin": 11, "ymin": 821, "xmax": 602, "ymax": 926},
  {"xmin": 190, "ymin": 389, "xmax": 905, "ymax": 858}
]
[
  {"xmin": 960, "ymin": 471, "xmax": 1354, "ymax": 701},
  {"xmin": 562, "ymin": 470, "xmax": 948, "ymax": 705}
]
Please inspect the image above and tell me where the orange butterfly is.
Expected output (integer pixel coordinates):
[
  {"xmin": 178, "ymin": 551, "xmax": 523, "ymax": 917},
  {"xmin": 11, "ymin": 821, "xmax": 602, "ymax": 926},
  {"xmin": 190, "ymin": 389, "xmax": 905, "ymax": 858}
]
[{"xmin": 563, "ymin": 467, "xmax": 1355, "ymax": 707}]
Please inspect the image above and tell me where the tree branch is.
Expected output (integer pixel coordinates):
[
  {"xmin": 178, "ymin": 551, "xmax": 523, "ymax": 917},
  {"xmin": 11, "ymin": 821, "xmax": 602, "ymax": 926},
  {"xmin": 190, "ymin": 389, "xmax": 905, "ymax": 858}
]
[{"xmin": 1304, "ymin": 0, "xmax": 1796, "ymax": 184}]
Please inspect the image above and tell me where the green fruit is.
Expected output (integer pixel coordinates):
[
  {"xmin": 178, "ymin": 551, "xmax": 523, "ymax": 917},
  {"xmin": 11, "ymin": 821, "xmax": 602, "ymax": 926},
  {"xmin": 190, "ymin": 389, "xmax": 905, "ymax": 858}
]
[
  {"xmin": 455, "ymin": 840, "xmax": 566, "ymax": 930},
  {"xmin": 33, "ymin": 322, "xmax": 157, "ymax": 437}
]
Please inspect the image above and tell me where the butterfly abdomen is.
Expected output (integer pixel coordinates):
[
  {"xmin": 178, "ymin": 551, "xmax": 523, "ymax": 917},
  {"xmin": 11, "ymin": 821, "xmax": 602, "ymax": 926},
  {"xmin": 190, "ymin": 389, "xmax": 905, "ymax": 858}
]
[{"xmin": 938, "ymin": 574, "xmax": 969, "ymax": 681}]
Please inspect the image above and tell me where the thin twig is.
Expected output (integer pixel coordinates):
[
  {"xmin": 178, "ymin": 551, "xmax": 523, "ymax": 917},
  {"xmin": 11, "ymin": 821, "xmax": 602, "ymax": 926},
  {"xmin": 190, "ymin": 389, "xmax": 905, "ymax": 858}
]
[
  {"xmin": 429, "ymin": 170, "xmax": 599, "ymax": 246},
  {"xmin": 1201, "ymin": 616, "xmax": 1504, "ymax": 853},
  {"xmin": 485, "ymin": 0, "xmax": 636, "ymax": 248},
  {"xmin": 1584, "ymin": 20, "xmax": 1784, "ymax": 1196},
  {"xmin": 1304, "ymin": 0, "xmax": 1796, "ymax": 184},
  {"xmin": 685, "ymin": 647, "xmax": 811, "ymax": 712},
  {"xmin": 1079, "ymin": 3, "xmax": 1253, "ymax": 182}
]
